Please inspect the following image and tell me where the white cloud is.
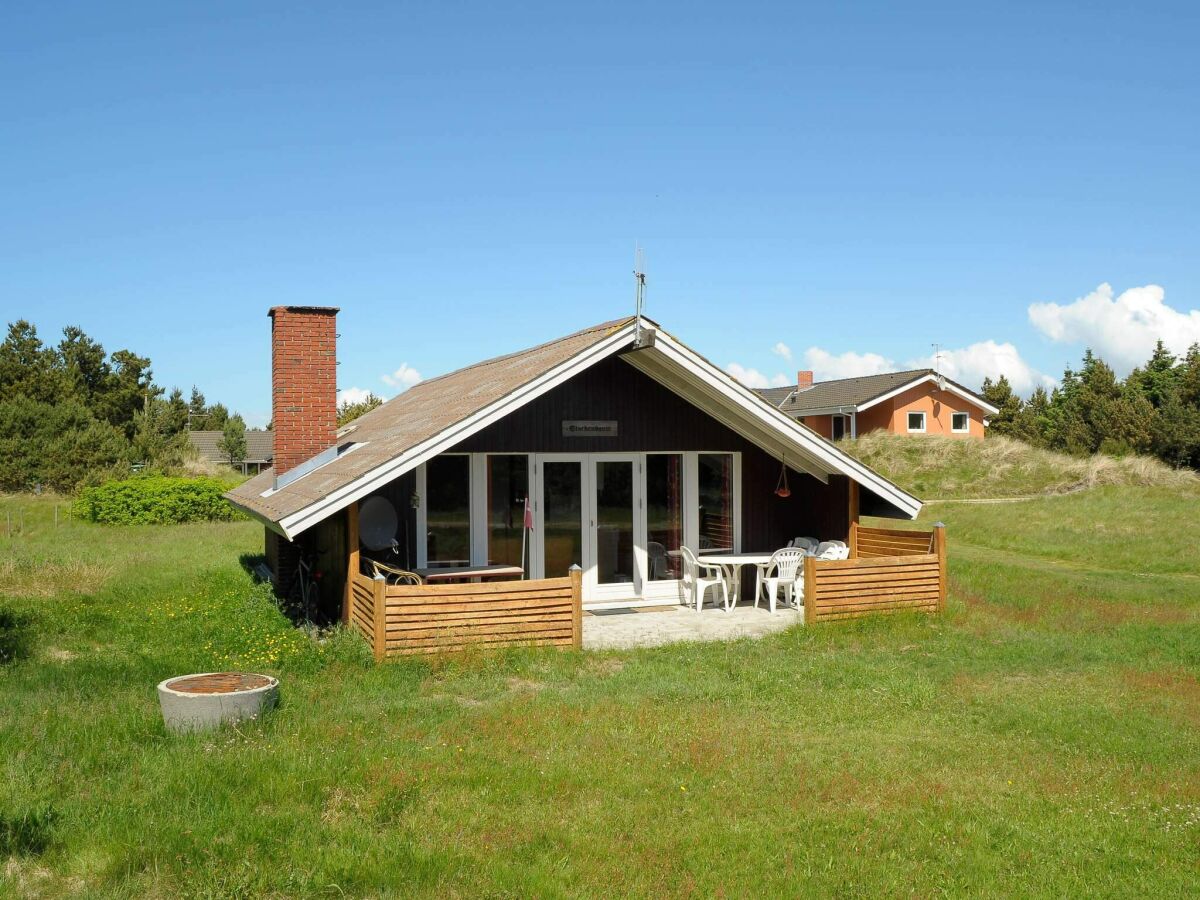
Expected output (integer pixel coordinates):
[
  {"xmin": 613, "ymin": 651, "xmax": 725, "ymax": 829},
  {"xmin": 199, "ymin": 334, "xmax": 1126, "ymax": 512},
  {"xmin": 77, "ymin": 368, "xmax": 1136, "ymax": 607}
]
[
  {"xmin": 1028, "ymin": 283, "xmax": 1200, "ymax": 373},
  {"xmin": 906, "ymin": 341, "xmax": 1053, "ymax": 395},
  {"xmin": 803, "ymin": 347, "xmax": 896, "ymax": 381},
  {"xmin": 381, "ymin": 363, "xmax": 422, "ymax": 391},
  {"xmin": 726, "ymin": 362, "xmax": 790, "ymax": 389},
  {"xmin": 771, "ymin": 341, "xmax": 792, "ymax": 362},
  {"xmin": 337, "ymin": 386, "xmax": 375, "ymax": 406}
]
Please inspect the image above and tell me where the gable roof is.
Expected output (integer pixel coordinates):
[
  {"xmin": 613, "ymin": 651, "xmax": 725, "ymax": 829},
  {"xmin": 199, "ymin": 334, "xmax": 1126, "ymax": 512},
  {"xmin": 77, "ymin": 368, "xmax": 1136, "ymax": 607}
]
[
  {"xmin": 226, "ymin": 317, "xmax": 923, "ymax": 539},
  {"xmin": 188, "ymin": 429, "xmax": 273, "ymax": 463},
  {"xmin": 757, "ymin": 369, "xmax": 998, "ymax": 416}
]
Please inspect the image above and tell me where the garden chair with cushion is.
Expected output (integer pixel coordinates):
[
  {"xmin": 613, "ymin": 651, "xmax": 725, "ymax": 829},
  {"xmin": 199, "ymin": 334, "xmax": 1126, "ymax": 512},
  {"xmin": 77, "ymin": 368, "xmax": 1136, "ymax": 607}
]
[
  {"xmin": 788, "ymin": 536, "xmax": 819, "ymax": 555},
  {"xmin": 815, "ymin": 540, "xmax": 850, "ymax": 561}
]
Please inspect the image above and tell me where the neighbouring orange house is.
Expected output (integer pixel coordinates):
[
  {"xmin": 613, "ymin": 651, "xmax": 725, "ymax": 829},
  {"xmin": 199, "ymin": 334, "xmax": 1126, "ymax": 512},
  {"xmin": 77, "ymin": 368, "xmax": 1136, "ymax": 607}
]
[{"xmin": 757, "ymin": 369, "xmax": 998, "ymax": 441}]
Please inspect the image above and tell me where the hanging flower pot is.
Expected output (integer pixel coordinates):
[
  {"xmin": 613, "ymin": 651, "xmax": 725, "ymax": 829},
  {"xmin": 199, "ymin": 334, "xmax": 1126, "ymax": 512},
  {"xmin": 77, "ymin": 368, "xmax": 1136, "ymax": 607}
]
[{"xmin": 774, "ymin": 456, "xmax": 791, "ymax": 498}]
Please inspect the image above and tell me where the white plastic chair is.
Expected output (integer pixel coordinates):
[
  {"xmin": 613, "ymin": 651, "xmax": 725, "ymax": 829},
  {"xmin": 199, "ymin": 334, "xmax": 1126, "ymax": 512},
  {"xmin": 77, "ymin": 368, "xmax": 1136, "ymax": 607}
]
[
  {"xmin": 679, "ymin": 546, "xmax": 730, "ymax": 611},
  {"xmin": 755, "ymin": 547, "xmax": 805, "ymax": 613},
  {"xmin": 815, "ymin": 540, "xmax": 849, "ymax": 561},
  {"xmin": 646, "ymin": 541, "xmax": 671, "ymax": 581}
]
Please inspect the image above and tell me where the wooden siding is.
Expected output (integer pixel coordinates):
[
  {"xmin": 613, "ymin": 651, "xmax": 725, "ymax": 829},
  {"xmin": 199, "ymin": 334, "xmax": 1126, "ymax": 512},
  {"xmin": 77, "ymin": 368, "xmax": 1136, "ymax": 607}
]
[
  {"xmin": 804, "ymin": 524, "xmax": 946, "ymax": 623},
  {"xmin": 456, "ymin": 355, "xmax": 852, "ymax": 560},
  {"xmin": 349, "ymin": 569, "xmax": 583, "ymax": 657}
]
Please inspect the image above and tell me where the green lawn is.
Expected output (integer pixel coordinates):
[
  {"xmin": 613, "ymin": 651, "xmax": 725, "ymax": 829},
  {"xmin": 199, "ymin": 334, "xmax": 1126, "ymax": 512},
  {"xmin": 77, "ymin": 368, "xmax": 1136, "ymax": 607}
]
[{"xmin": 2, "ymin": 487, "xmax": 1199, "ymax": 897}]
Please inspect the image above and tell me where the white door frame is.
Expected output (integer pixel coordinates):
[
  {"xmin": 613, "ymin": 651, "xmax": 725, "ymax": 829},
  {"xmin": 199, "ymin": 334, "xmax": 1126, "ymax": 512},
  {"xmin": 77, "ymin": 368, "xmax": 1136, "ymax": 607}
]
[
  {"xmin": 587, "ymin": 454, "xmax": 644, "ymax": 605},
  {"xmin": 532, "ymin": 452, "xmax": 654, "ymax": 608}
]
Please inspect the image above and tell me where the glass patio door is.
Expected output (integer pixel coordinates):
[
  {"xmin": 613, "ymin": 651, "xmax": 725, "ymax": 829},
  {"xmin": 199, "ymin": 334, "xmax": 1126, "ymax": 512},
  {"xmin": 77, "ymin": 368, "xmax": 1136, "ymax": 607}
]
[
  {"xmin": 533, "ymin": 454, "xmax": 643, "ymax": 605},
  {"xmin": 537, "ymin": 458, "xmax": 584, "ymax": 581},
  {"xmin": 589, "ymin": 456, "xmax": 641, "ymax": 603}
]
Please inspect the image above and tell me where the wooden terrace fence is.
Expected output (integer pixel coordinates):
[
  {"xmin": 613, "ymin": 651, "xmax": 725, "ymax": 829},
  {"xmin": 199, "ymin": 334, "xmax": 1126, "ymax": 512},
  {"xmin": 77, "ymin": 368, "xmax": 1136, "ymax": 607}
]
[
  {"xmin": 347, "ymin": 568, "xmax": 583, "ymax": 659},
  {"xmin": 804, "ymin": 522, "xmax": 947, "ymax": 623}
]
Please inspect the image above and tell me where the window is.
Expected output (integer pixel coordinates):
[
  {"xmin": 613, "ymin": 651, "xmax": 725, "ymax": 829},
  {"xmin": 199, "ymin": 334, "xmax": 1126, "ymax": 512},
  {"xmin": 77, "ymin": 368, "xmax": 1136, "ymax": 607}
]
[
  {"xmin": 486, "ymin": 455, "xmax": 528, "ymax": 571},
  {"xmin": 697, "ymin": 453, "xmax": 734, "ymax": 552},
  {"xmin": 907, "ymin": 412, "xmax": 926, "ymax": 433},
  {"xmin": 425, "ymin": 455, "xmax": 470, "ymax": 566},
  {"xmin": 951, "ymin": 411, "xmax": 970, "ymax": 433},
  {"xmin": 646, "ymin": 454, "xmax": 683, "ymax": 580},
  {"xmin": 832, "ymin": 415, "xmax": 847, "ymax": 440}
]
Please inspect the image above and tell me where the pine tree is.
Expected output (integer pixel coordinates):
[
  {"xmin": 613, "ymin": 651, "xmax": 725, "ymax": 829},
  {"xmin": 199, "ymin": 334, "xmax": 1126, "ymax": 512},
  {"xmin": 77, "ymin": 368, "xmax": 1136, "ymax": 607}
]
[
  {"xmin": 1013, "ymin": 386, "xmax": 1051, "ymax": 446},
  {"xmin": 218, "ymin": 415, "xmax": 247, "ymax": 466},
  {"xmin": 337, "ymin": 392, "xmax": 384, "ymax": 426},
  {"xmin": 1126, "ymin": 340, "xmax": 1179, "ymax": 410},
  {"xmin": 980, "ymin": 375, "xmax": 1021, "ymax": 437}
]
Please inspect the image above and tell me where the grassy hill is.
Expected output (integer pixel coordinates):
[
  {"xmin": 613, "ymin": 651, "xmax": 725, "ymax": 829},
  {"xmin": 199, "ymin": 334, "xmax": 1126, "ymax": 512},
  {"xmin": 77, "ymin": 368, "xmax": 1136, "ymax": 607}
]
[
  {"xmin": 845, "ymin": 431, "xmax": 1198, "ymax": 500},
  {"xmin": 2, "ymin": 459, "xmax": 1199, "ymax": 895}
]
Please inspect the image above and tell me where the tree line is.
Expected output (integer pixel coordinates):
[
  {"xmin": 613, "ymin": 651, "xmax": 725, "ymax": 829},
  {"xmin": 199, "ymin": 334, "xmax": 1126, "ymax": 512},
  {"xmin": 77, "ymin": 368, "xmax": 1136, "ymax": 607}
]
[
  {"xmin": 981, "ymin": 341, "xmax": 1200, "ymax": 468},
  {"xmin": 0, "ymin": 320, "xmax": 254, "ymax": 492}
]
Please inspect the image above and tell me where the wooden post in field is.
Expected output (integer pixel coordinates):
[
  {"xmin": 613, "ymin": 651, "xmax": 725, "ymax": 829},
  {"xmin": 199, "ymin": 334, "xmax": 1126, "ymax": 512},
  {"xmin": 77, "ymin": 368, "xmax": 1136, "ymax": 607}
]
[
  {"xmin": 343, "ymin": 501, "xmax": 360, "ymax": 625},
  {"xmin": 372, "ymin": 574, "xmax": 387, "ymax": 661},
  {"xmin": 569, "ymin": 564, "xmax": 583, "ymax": 649},
  {"xmin": 803, "ymin": 555, "xmax": 817, "ymax": 624},
  {"xmin": 933, "ymin": 522, "xmax": 947, "ymax": 612}
]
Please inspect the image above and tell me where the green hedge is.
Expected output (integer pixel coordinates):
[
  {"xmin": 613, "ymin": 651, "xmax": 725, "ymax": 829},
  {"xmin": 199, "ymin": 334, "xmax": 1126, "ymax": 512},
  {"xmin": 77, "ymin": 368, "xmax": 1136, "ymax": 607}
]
[{"xmin": 73, "ymin": 476, "xmax": 243, "ymax": 525}]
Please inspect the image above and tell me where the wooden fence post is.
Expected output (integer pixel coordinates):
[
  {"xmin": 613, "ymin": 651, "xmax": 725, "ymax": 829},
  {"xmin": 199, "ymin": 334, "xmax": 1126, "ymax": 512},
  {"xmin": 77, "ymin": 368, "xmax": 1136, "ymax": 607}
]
[
  {"xmin": 343, "ymin": 501, "xmax": 360, "ymax": 625},
  {"xmin": 803, "ymin": 555, "xmax": 816, "ymax": 624},
  {"xmin": 933, "ymin": 522, "xmax": 947, "ymax": 612},
  {"xmin": 569, "ymin": 564, "xmax": 583, "ymax": 649},
  {"xmin": 372, "ymin": 574, "xmax": 387, "ymax": 661}
]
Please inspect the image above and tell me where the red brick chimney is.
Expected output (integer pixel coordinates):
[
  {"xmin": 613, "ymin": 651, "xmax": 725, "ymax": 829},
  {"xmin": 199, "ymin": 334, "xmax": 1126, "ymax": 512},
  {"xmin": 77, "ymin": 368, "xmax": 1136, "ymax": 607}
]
[
  {"xmin": 269, "ymin": 306, "xmax": 339, "ymax": 477},
  {"xmin": 797, "ymin": 370, "xmax": 814, "ymax": 390}
]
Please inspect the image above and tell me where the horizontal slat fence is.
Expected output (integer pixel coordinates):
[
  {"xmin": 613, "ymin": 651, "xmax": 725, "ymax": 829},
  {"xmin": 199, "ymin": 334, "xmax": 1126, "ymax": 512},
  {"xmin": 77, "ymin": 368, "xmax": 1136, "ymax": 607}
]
[
  {"xmin": 852, "ymin": 522, "xmax": 935, "ymax": 558},
  {"xmin": 807, "ymin": 524, "xmax": 946, "ymax": 623},
  {"xmin": 348, "ymin": 569, "xmax": 583, "ymax": 658},
  {"xmin": 349, "ymin": 575, "xmax": 375, "ymax": 642}
]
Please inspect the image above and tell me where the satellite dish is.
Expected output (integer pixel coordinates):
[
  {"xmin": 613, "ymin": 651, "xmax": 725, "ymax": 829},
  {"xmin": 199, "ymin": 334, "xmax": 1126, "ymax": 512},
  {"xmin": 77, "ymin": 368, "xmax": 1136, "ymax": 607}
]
[{"xmin": 359, "ymin": 496, "xmax": 399, "ymax": 551}]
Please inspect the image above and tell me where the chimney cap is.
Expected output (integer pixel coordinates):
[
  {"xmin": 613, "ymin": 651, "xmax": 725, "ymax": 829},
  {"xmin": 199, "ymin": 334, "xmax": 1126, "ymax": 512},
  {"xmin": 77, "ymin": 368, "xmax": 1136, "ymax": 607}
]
[{"xmin": 268, "ymin": 305, "xmax": 340, "ymax": 318}]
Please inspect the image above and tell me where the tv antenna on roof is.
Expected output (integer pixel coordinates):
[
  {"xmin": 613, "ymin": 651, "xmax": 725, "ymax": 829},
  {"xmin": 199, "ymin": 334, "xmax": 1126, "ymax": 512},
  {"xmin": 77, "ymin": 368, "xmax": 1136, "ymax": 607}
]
[
  {"xmin": 633, "ymin": 244, "xmax": 647, "ymax": 346},
  {"xmin": 932, "ymin": 343, "xmax": 947, "ymax": 391}
]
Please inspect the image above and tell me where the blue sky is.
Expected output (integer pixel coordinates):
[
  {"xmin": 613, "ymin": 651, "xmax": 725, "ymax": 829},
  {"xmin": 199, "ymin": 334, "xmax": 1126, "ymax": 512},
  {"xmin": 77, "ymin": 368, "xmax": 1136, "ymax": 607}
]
[{"xmin": 2, "ymin": 2, "xmax": 1198, "ymax": 426}]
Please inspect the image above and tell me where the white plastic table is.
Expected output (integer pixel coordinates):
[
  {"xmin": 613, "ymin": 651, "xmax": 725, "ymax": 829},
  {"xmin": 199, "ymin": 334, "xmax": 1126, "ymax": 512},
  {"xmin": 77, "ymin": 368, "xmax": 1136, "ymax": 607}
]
[{"xmin": 698, "ymin": 552, "xmax": 774, "ymax": 605}]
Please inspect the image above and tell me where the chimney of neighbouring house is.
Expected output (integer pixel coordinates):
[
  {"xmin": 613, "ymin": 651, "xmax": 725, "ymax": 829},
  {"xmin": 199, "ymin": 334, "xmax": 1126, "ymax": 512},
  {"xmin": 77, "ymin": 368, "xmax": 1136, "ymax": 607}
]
[
  {"xmin": 269, "ymin": 306, "xmax": 339, "ymax": 477},
  {"xmin": 797, "ymin": 370, "xmax": 814, "ymax": 390}
]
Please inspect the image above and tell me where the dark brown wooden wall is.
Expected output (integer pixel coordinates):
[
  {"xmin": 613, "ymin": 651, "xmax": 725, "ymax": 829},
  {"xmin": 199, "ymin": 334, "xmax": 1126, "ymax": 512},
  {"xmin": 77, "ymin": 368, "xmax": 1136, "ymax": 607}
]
[{"xmin": 346, "ymin": 356, "xmax": 854, "ymax": 596}]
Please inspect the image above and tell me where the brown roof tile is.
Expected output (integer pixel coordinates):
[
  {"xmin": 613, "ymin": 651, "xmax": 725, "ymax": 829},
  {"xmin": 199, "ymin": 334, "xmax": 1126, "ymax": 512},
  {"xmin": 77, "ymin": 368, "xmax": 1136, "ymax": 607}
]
[{"xmin": 226, "ymin": 317, "xmax": 634, "ymax": 525}]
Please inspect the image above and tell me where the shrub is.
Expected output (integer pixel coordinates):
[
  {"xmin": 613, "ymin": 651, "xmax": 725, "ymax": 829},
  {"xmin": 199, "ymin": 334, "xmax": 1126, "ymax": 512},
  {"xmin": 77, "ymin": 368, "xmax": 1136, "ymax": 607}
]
[
  {"xmin": 0, "ymin": 607, "xmax": 31, "ymax": 664},
  {"xmin": 73, "ymin": 476, "xmax": 243, "ymax": 525}
]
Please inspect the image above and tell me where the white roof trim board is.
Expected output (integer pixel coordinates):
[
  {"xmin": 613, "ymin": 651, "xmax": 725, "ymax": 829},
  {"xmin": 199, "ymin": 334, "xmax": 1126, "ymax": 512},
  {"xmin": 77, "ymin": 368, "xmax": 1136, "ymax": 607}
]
[
  {"xmin": 632, "ymin": 328, "xmax": 922, "ymax": 518},
  {"xmin": 236, "ymin": 317, "xmax": 923, "ymax": 539},
  {"xmin": 856, "ymin": 373, "xmax": 1000, "ymax": 415}
]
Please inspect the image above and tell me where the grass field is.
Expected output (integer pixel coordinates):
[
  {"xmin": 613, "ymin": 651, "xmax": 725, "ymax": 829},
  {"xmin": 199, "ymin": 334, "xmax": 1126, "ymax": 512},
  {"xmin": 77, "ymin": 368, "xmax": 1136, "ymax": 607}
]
[{"xmin": 2, "ymin": 475, "xmax": 1200, "ymax": 897}]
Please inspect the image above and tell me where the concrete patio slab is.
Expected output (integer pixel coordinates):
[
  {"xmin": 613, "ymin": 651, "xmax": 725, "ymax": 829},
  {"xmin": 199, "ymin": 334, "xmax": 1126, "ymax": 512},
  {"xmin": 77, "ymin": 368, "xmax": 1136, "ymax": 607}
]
[{"xmin": 583, "ymin": 603, "xmax": 802, "ymax": 650}]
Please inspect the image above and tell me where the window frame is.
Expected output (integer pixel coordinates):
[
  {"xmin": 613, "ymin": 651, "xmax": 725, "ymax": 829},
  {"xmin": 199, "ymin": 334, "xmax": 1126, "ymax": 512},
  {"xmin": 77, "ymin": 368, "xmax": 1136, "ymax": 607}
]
[
  {"xmin": 415, "ymin": 453, "xmax": 473, "ymax": 568},
  {"xmin": 951, "ymin": 411, "xmax": 970, "ymax": 433},
  {"xmin": 906, "ymin": 411, "xmax": 927, "ymax": 433}
]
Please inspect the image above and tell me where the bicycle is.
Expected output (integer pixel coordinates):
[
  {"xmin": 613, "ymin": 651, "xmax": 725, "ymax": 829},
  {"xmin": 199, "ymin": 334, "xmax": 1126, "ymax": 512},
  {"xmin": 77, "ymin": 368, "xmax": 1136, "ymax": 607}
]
[{"xmin": 286, "ymin": 551, "xmax": 323, "ymax": 624}]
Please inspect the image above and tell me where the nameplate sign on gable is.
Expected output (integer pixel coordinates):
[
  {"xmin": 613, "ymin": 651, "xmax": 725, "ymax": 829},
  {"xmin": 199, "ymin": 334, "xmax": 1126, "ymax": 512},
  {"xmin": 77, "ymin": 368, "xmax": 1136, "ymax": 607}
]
[{"xmin": 562, "ymin": 420, "xmax": 618, "ymax": 438}]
